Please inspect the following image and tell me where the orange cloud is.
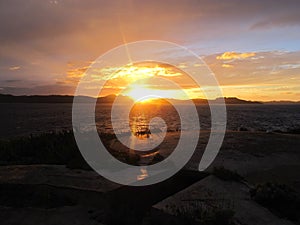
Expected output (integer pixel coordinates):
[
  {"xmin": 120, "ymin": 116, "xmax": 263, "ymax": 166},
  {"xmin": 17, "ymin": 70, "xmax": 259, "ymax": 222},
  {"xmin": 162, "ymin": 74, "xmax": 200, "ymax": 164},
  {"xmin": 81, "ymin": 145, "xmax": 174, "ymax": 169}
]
[
  {"xmin": 9, "ymin": 66, "xmax": 21, "ymax": 71},
  {"xmin": 222, "ymin": 64, "xmax": 234, "ymax": 68},
  {"xmin": 63, "ymin": 61, "xmax": 91, "ymax": 84},
  {"xmin": 67, "ymin": 66, "xmax": 89, "ymax": 78},
  {"xmin": 217, "ymin": 52, "xmax": 256, "ymax": 60}
]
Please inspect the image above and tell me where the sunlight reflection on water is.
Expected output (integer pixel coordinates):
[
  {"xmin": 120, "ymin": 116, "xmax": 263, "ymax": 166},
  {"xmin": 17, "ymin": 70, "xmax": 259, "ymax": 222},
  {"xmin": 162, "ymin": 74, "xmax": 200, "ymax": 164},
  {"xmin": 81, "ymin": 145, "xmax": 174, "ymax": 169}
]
[
  {"xmin": 137, "ymin": 168, "xmax": 149, "ymax": 181},
  {"xmin": 1, "ymin": 103, "xmax": 300, "ymax": 138}
]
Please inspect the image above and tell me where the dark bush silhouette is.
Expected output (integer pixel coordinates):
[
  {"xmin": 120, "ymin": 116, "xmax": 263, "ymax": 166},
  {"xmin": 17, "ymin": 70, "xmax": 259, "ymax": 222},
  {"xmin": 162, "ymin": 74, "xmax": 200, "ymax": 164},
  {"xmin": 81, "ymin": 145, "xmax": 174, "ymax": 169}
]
[
  {"xmin": 0, "ymin": 131, "xmax": 116, "ymax": 170},
  {"xmin": 250, "ymin": 182, "xmax": 300, "ymax": 221},
  {"xmin": 212, "ymin": 166, "xmax": 244, "ymax": 182}
]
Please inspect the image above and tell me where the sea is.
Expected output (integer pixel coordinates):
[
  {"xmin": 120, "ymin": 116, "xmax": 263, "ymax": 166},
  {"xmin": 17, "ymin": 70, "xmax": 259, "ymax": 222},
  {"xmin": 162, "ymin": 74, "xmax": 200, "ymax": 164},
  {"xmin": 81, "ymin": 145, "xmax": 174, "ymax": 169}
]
[{"xmin": 1, "ymin": 103, "xmax": 300, "ymax": 139}]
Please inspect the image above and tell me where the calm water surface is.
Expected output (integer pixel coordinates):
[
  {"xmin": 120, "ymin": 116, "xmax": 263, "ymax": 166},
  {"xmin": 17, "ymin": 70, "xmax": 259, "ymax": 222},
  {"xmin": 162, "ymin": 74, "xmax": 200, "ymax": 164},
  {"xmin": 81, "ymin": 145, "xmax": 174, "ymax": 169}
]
[{"xmin": 1, "ymin": 103, "xmax": 300, "ymax": 139}]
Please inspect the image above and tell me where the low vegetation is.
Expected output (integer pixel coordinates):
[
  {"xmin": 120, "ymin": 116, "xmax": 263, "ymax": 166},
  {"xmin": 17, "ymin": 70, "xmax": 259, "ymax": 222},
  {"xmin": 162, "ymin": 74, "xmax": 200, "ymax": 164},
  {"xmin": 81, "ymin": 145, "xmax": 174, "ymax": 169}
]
[
  {"xmin": 212, "ymin": 166, "xmax": 244, "ymax": 182},
  {"xmin": 250, "ymin": 182, "xmax": 300, "ymax": 221},
  {"xmin": 0, "ymin": 131, "xmax": 164, "ymax": 169},
  {"xmin": 165, "ymin": 202, "xmax": 235, "ymax": 225},
  {"xmin": 0, "ymin": 131, "xmax": 116, "ymax": 169}
]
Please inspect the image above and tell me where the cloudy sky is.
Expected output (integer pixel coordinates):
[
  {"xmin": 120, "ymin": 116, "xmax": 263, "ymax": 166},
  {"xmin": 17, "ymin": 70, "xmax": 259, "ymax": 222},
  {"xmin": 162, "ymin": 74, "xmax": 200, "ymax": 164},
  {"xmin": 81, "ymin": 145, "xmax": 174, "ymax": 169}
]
[{"xmin": 0, "ymin": 0, "xmax": 300, "ymax": 100}]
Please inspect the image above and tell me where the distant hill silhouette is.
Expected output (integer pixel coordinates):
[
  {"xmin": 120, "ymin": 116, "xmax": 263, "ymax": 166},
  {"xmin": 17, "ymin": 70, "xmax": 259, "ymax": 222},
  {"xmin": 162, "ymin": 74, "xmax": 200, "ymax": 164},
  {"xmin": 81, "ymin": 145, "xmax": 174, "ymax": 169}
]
[
  {"xmin": 264, "ymin": 100, "xmax": 300, "ymax": 104},
  {"xmin": 218, "ymin": 97, "xmax": 261, "ymax": 104},
  {"xmin": 1, "ymin": 93, "xmax": 298, "ymax": 104},
  {"xmin": 0, "ymin": 94, "xmax": 131, "ymax": 104},
  {"xmin": 192, "ymin": 97, "xmax": 261, "ymax": 105}
]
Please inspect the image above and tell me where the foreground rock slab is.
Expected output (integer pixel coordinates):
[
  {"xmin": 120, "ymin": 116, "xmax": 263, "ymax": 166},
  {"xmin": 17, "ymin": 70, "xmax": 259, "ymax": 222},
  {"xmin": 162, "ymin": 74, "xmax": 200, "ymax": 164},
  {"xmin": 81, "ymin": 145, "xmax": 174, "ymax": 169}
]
[
  {"xmin": 0, "ymin": 205, "xmax": 105, "ymax": 225},
  {"xmin": 0, "ymin": 164, "xmax": 120, "ymax": 193},
  {"xmin": 153, "ymin": 175, "xmax": 295, "ymax": 225}
]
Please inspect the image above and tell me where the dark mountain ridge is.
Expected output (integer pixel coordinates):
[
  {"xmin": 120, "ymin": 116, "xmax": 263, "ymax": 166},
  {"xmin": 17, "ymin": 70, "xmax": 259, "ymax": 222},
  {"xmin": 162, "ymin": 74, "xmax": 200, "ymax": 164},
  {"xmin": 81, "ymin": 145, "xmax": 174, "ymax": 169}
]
[{"xmin": 0, "ymin": 93, "xmax": 298, "ymax": 104}]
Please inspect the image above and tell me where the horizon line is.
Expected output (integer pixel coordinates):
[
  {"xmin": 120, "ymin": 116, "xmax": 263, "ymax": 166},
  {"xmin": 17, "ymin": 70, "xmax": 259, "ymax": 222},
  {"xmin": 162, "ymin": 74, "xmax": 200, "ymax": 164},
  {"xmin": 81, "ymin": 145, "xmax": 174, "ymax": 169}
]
[{"xmin": 0, "ymin": 93, "xmax": 299, "ymax": 103}]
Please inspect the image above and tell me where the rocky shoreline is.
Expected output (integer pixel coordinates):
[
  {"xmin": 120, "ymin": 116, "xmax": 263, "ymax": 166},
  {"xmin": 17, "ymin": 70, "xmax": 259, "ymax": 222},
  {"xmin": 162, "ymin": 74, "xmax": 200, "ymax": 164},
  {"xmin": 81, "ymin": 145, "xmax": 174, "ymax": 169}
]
[{"xmin": 0, "ymin": 131, "xmax": 300, "ymax": 225}]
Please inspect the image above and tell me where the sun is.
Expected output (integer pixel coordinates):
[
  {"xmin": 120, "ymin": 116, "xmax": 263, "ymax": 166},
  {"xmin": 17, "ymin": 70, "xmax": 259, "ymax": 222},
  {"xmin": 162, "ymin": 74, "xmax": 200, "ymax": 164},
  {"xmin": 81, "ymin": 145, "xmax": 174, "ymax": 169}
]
[
  {"xmin": 110, "ymin": 62, "xmax": 199, "ymax": 101},
  {"xmin": 123, "ymin": 82, "xmax": 191, "ymax": 102},
  {"xmin": 124, "ymin": 84, "xmax": 158, "ymax": 102}
]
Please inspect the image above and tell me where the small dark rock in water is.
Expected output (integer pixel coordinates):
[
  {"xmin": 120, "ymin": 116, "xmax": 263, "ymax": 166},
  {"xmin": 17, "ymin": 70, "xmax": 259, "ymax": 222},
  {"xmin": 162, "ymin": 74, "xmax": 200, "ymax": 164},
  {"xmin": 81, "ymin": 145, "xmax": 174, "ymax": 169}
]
[
  {"xmin": 287, "ymin": 128, "xmax": 300, "ymax": 134},
  {"xmin": 151, "ymin": 153, "xmax": 165, "ymax": 164},
  {"xmin": 238, "ymin": 127, "xmax": 248, "ymax": 132}
]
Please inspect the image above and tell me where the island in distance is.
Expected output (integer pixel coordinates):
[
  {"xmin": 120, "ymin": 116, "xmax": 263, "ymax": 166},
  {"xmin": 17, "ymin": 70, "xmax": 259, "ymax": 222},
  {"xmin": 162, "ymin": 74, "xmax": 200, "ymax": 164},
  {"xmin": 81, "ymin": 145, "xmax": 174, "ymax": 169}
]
[{"xmin": 0, "ymin": 93, "xmax": 280, "ymax": 104}]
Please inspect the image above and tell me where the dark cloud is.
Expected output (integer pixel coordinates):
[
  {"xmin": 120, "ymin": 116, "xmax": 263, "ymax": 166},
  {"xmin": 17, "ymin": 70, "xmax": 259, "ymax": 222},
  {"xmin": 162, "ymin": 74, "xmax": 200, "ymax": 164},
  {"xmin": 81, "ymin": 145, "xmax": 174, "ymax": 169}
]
[
  {"xmin": 251, "ymin": 12, "xmax": 300, "ymax": 30},
  {"xmin": 1, "ymin": 0, "xmax": 299, "ymax": 43},
  {"xmin": 0, "ymin": 84, "xmax": 75, "ymax": 95},
  {"xmin": 0, "ymin": 0, "xmax": 117, "ymax": 42},
  {"xmin": 0, "ymin": 0, "xmax": 300, "ymax": 99},
  {"xmin": 4, "ymin": 79, "xmax": 21, "ymax": 83}
]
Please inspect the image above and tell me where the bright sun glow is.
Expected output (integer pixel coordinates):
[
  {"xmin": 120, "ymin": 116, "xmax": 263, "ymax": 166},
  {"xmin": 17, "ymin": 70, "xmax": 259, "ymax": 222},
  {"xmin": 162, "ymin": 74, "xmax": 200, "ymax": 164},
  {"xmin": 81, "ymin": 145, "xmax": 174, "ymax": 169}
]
[
  {"xmin": 101, "ymin": 63, "xmax": 202, "ymax": 100},
  {"xmin": 124, "ymin": 82, "xmax": 194, "ymax": 102},
  {"xmin": 124, "ymin": 84, "xmax": 162, "ymax": 102}
]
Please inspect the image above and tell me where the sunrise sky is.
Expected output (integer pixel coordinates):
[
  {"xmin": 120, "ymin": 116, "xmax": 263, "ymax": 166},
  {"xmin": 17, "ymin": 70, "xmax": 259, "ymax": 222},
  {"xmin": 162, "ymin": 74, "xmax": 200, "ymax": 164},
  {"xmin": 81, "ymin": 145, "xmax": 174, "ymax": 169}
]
[{"xmin": 0, "ymin": 0, "xmax": 300, "ymax": 101}]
